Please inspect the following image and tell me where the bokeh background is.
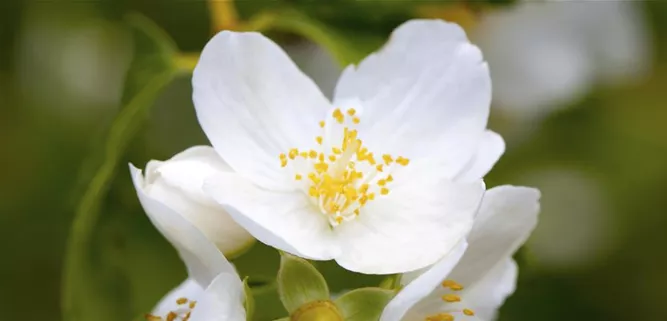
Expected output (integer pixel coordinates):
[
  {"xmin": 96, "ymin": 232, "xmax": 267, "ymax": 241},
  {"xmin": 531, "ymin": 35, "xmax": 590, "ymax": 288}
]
[{"xmin": 2, "ymin": 1, "xmax": 667, "ymax": 321}]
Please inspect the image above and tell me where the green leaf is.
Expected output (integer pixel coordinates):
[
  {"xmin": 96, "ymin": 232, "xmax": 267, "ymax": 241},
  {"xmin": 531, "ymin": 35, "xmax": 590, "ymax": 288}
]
[
  {"xmin": 244, "ymin": 277, "xmax": 256, "ymax": 321},
  {"xmin": 334, "ymin": 288, "xmax": 395, "ymax": 321},
  {"xmin": 61, "ymin": 13, "xmax": 177, "ymax": 321},
  {"xmin": 379, "ymin": 274, "xmax": 402, "ymax": 291},
  {"xmin": 277, "ymin": 252, "xmax": 330, "ymax": 313}
]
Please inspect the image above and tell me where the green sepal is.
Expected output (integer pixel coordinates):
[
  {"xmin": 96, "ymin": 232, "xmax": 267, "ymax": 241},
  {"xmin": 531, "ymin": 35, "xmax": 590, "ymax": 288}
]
[
  {"xmin": 334, "ymin": 287, "xmax": 395, "ymax": 321},
  {"xmin": 277, "ymin": 252, "xmax": 330, "ymax": 314}
]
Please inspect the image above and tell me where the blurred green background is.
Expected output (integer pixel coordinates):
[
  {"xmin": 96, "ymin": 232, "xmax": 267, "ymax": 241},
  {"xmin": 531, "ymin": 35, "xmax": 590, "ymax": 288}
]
[{"xmin": 2, "ymin": 1, "xmax": 667, "ymax": 321}]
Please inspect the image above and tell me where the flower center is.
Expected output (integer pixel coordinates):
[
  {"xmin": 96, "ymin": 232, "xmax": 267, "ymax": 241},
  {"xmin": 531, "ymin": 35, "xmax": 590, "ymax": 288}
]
[
  {"xmin": 423, "ymin": 279, "xmax": 476, "ymax": 321},
  {"xmin": 145, "ymin": 297, "xmax": 197, "ymax": 321},
  {"xmin": 279, "ymin": 107, "xmax": 409, "ymax": 226}
]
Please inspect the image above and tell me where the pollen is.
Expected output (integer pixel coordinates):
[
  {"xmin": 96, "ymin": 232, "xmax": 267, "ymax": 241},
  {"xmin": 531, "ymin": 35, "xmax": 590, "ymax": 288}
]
[
  {"xmin": 279, "ymin": 107, "xmax": 410, "ymax": 226},
  {"xmin": 442, "ymin": 294, "xmax": 461, "ymax": 303}
]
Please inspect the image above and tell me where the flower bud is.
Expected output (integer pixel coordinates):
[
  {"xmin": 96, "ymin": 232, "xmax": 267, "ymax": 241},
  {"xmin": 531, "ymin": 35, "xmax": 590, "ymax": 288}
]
[{"xmin": 136, "ymin": 146, "xmax": 255, "ymax": 258}]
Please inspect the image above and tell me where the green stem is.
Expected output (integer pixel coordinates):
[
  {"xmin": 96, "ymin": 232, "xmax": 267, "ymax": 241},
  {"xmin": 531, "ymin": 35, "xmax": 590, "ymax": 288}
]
[{"xmin": 61, "ymin": 70, "xmax": 176, "ymax": 321}]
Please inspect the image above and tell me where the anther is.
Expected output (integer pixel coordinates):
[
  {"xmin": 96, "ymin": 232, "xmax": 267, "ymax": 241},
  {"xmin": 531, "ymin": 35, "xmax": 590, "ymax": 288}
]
[
  {"xmin": 166, "ymin": 312, "xmax": 177, "ymax": 321},
  {"xmin": 295, "ymin": 174, "xmax": 302, "ymax": 180},
  {"xmin": 396, "ymin": 156, "xmax": 410, "ymax": 166},
  {"xmin": 333, "ymin": 108, "xmax": 344, "ymax": 123},
  {"xmin": 380, "ymin": 188, "xmax": 389, "ymax": 195},
  {"xmin": 316, "ymin": 136, "xmax": 323, "ymax": 145},
  {"xmin": 442, "ymin": 294, "xmax": 461, "ymax": 303},
  {"xmin": 176, "ymin": 297, "xmax": 188, "ymax": 305},
  {"xmin": 441, "ymin": 280, "xmax": 464, "ymax": 291},
  {"xmin": 319, "ymin": 120, "xmax": 325, "ymax": 128},
  {"xmin": 145, "ymin": 314, "xmax": 162, "ymax": 321},
  {"xmin": 289, "ymin": 148, "xmax": 298, "ymax": 159},
  {"xmin": 347, "ymin": 108, "xmax": 356, "ymax": 116},
  {"xmin": 463, "ymin": 309, "xmax": 475, "ymax": 316}
]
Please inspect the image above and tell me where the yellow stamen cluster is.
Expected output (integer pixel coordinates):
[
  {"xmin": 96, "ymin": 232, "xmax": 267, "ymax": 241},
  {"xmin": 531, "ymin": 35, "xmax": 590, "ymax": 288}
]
[
  {"xmin": 423, "ymin": 279, "xmax": 476, "ymax": 321},
  {"xmin": 279, "ymin": 107, "xmax": 410, "ymax": 225},
  {"xmin": 145, "ymin": 297, "xmax": 197, "ymax": 321}
]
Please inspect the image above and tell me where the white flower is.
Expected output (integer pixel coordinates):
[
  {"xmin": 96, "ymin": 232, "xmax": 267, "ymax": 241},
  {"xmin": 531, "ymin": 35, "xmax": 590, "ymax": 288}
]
[
  {"xmin": 475, "ymin": 0, "xmax": 651, "ymax": 119},
  {"xmin": 130, "ymin": 163, "xmax": 246, "ymax": 321},
  {"xmin": 130, "ymin": 146, "xmax": 255, "ymax": 258},
  {"xmin": 193, "ymin": 19, "xmax": 503, "ymax": 274},
  {"xmin": 380, "ymin": 186, "xmax": 540, "ymax": 321}
]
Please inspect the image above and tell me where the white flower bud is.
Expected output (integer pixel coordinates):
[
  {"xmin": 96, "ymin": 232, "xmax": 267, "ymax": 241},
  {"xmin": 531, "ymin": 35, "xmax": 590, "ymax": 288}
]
[{"xmin": 135, "ymin": 146, "xmax": 255, "ymax": 258}]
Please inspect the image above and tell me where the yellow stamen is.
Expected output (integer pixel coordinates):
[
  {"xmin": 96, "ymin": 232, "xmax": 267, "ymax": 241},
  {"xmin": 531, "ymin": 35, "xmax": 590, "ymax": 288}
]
[
  {"xmin": 463, "ymin": 309, "xmax": 475, "ymax": 316},
  {"xmin": 441, "ymin": 280, "xmax": 464, "ymax": 291},
  {"xmin": 442, "ymin": 294, "xmax": 461, "ymax": 303},
  {"xmin": 396, "ymin": 156, "xmax": 410, "ymax": 166},
  {"xmin": 166, "ymin": 312, "xmax": 177, "ymax": 321},
  {"xmin": 333, "ymin": 108, "xmax": 344, "ymax": 123},
  {"xmin": 176, "ymin": 298, "xmax": 188, "ymax": 305},
  {"xmin": 277, "ymin": 109, "xmax": 410, "ymax": 227}
]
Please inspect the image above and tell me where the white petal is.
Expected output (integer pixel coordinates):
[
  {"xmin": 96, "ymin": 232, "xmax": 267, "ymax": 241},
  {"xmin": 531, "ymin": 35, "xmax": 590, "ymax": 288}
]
[
  {"xmin": 334, "ymin": 164, "xmax": 485, "ymax": 274},
  {"xmin": 190, "ymin": 273, "xmax": 246, "ymax": 321},
  {"xmin": 144, "ymin": 146, "xmax": 255, "ymax": 257},
  {"xmin": 334, "ymin": 19, "xmax": 491, "ymax": 177},
  {"xmin": 151, "ymin": 278, "xmax": 203, "ymax": 317},
  {"xmin": 448, "ymin": 185, "xmax": 539, "ymax": 287},
  {"xmin": 461, "ymin": 259, "xmax": 518, "ymax": 321},
  {"xmin": 204, "ymin": 172, "xmax": 340, "ymax": 260},
  {"xmin": 455, "ymin": 130, "xmax": 505, "ymax": 182},
  {"xmin": 193, "ymin": 31, "xmax": 331, "ymax": 189},
  {"xmin": 380, "ymin": 242, "xmax": 468, "ymax": 321},
  {"xmin": 130, "ymin": 164, "xmax": 238, "ymax": 287}
]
